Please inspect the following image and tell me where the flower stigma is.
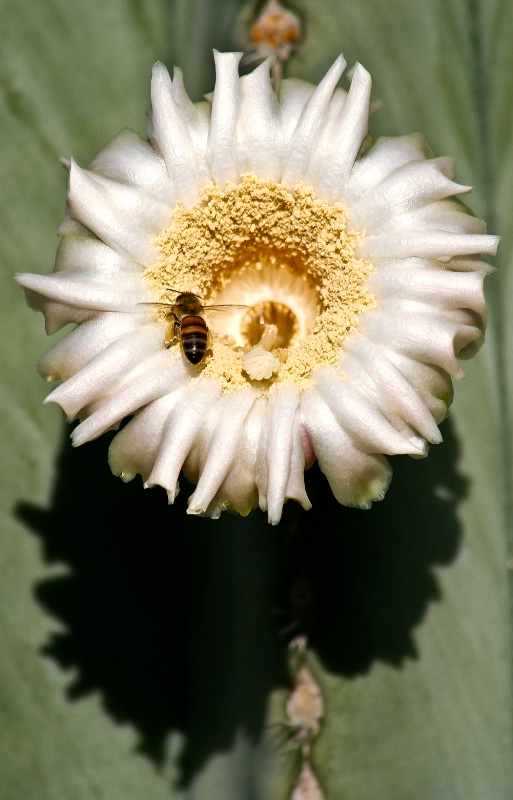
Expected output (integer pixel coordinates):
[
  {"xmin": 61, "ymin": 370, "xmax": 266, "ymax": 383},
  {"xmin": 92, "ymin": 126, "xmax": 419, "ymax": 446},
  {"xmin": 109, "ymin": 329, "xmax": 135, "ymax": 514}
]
[{"xmin": 146, "ymin": 174, "xmax": 375, "ymax": 392}]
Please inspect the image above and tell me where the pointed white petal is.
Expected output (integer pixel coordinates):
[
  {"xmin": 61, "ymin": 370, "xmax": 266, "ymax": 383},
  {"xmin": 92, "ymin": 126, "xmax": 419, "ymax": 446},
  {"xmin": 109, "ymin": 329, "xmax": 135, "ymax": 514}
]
[
  {"xmin": 57, "ymin": 213, "xmax": 90, "ymax": 237},
  {"xmin": 343, "ymin": 334, "xmax": 442, "ymax": 443},
  {"xmin": 302, "ymin": 87, "xmax": 348, "ymax": 188},
  {"xmin": 359, "ymin": 230, "xmax": 499, "ymax": 260},
  {"xmin": 255, "ymin": 398, "xmax": 271, "ymax": 513},
  {"xmin": 146, "ymin": 379, "xmax": 223, "ymax": 503},
  {"xmin": 171, "ymin": 67, "xmax": 211, "ymax": 186},
  {"xmin": 349, "ymin": 158, "xmax": 471, "ymax": 231},
  {"xmin": 109, "ymin": 392, "xmax": 182, "ymax": 483},
  {"xmin": 282, "ymin": 55, "xmax": 346, "ymax": 188},
  {"xmin": 37, "ymin": 312, "xmax": 141, "ymax": 381},
  {"xmin": 46, "ymin": 324, "xmax": 164, "ymax": 419},
  {"xmin": 300, "ymin": 388, "xmax": 392, "ymax": 508},
  {"xmin": 68, "ymin": 162, "xmax": 166, "ymax": 265},
  {"xmin": 266, "ymin": 386, "xmax": 300, "ymax": 525},
  {"xmin": 17, "ymin": 282, "xmax": 96, "ymax": 334},
  {"xmin": 315, "ymin": 368, "xmax": 427, "ymax": 455},
  {"xmin": 187, "ymin": 389, "xmax": 258, "ymax": 514},
  {"xmin": 237, "ymin": 58, "xmax": 283, "ymax": 180},
  {"xmin": 278, "ymin": 78, "xmax": 316, "ymax": 144},
  {"xmin": 360, "ymin": 308, "xmax": 481, "ymax": 377},
  {"xmin": 345, "ymin": 134, "xmax": 431, "ymax": 202},
  {"xmin": 445, "ymin": 254, "xmax": 495, "ymax": 274},
  {"xmin": 149, "ymin": 62, "xmax": 201, "ymax": 205},
  {"xmin": 366, "ymin": 261, "xmax": 487, "ymax": 317},
  {"xmin": 89, "ymin": 128, "xmax": 174, "ymax": 205},
  {"xmin": 385, "ymin": 351, "xmax": 453, "ymax": 423},
  {"xmin": 386, "ymin": 198, "xmax": 487, "ymax": 235},
  {"xmin": 16, "ymin": 271, "xmax": 152, "ymax": 312},
  {"xmin": 207, "ymin": 51, "xmax": 243, "ymax": 186},
  {"xmin": 54, "ymin": 229, "xmax": 139, "ymax": 278},
  {"xmin": 71, "ymin": 351, "xmax": 189, "ymax": 445},
  {"xmin": 285, "ymin": 413, "xmax": 312, "ymax": 510},
  {"xmin": 314, "ymin": 63, "xmax": 372, "ymax": 201},
  {"xmin": 207, "ymin": 398, "xmax": 266, "ymax": 517}
]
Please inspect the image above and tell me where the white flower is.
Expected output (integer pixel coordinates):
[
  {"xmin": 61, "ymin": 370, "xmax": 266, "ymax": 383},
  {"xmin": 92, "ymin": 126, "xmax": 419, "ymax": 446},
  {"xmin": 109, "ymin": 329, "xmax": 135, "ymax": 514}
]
[{"xmin": 17, "ymin": 52, "xmax": 498, "ymax": 524}]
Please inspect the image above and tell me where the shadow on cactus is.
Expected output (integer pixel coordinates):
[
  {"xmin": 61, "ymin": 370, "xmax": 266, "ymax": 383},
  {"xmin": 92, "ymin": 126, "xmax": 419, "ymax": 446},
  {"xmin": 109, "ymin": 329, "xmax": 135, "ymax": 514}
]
[
  {"xmin": 16, "ymin": 415, "xmax": 466, "ymax": 783},
  {"xmin": 276, "ymin": 417, "xmax": 466, "ymax": 674}
]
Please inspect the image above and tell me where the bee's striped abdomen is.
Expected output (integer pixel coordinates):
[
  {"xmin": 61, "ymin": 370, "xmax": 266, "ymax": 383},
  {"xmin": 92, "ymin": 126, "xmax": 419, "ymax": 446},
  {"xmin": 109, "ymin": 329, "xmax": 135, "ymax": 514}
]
[{"xmin": 180, "ymin": 315, "xmax": 208, "ymax": 364}]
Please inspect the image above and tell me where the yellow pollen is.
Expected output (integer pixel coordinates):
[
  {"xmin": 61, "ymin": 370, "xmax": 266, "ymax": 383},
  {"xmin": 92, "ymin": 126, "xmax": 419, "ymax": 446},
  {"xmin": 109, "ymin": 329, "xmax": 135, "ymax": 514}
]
[{"xmin": 145, "ymin": 174, "xmax": 376, "ymax": 392}]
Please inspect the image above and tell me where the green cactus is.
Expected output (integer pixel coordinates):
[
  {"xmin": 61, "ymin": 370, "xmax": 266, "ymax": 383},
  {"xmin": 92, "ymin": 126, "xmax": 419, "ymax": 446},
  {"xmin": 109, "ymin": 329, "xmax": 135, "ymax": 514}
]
[{"xmin": 1, "ymin": 1, "xmax": 512, "ymax": 798}]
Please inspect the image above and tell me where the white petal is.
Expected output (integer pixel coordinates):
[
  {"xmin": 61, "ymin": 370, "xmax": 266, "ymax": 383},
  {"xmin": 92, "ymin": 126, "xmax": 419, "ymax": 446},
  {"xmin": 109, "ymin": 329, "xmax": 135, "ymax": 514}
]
[
  {"xmin": 37, "ymin": 312, "xmax": 142, "ymax": 381},
  {"xmin": 109, "ymin": 392, "xmax": 182, "ymax": 483},
  {"xmin": 348, "ymin": 158, "xmax": 470, "ymax": 231},
  {"xmin": 16, "ymin": 271, "xmax": 152, "ymax": 312},
  {"xmin": 313, "ymin": 62, "xmax": 372, "ymax": 201},
  {"xmin": 46, "ymin": 324, "xmax": 164, "ymax": 419},
  {"xmin": 211, "ymin": 398, "xmax": 266, "ymax": 517},
  {"xmin": 58, "ymin": 213, "xmax": 90, "ymax": 238},
  {"xmin": 255, "ymin": 404, "xmax": 270, "ymax": 513},
  {"xmin": 345, "ymin": 134, "xmax": 431, "ymax": 202},
  {"xmin": 237, "ymin": 58, "xmax": 283, "ymax": 180},
  {"xmin": 266, "ymin": 386, "xmax": 300, "ymax": 525},
  {"xmin": 359, "ymin": 230, "xmax": 499, "ymax": 260},
  {"xmin": 385, "ymin": 352, "xmax": 453, "ymax": 423},
  {"xmin": 89, "ymin": 128, "xmax": 174, "ymax": 205},
  {"xmin": 187, "ymin": 389, "xmax": 258, "ymax": 515},
  {"xmin": 360, "ymin": 308, "xmax": 480, "ymax": 378},
  {"xmin": 302, "ymin": 87, "xmax": 348, "ymax": 187},
  {"xmin": 171, "ymin": 67, "xmax": 211, "ymax": 186},
  {"xmin": 445, "ymin": 254, "xmax": 495, "ymax": 274},
  {"xmin": 68, "ymin": 162, "xmax": 165, "ymax": 265},
  {"xmin": 342, "ymin": 334, "xmax": 442, "ymax": 443},
  {"xmin": 207, "ymin": 51, "xmax": 243, "ymax": 186},
  {"xmin": 315, "ymin": 368, "xmax": 427, "ymax": 455},
  {"xmin": 282, "ymin": 55, "xmax": 347, "ymax": 188},
  {"xmin": 146, "ymin": 379, "xmax": 223, "ymax": 503},
  {"xmin": 385, "ymin": 198, "xmax": 487, "ymax": 235},
  {"xmin": 17, "ymin": 284, "xmax": 95, "ymax": 334},
  {"xmin": 71, "ymin": 350, "xmax": 189, "ymax": 445},
  {"xmin": 278, "ymin": 79, "xmax": 316, "ymax": 144},
  {"xmin": 285, "ymin": 413, "xmax": 312, "ymax": 510},
  {"xmin": 366, "ymin": 260, "xmax": 487, "ymax": 316},
  {"xmin": 54, "ymin": 229, "xmax": 139, "ymax": 278},
  {"xmin": 300, "ymin": 389, "xmax": 392, "ymax": 508},
  {"xmin": 149, "ymin": 62, "xmax": 201, "ymax": 205}
]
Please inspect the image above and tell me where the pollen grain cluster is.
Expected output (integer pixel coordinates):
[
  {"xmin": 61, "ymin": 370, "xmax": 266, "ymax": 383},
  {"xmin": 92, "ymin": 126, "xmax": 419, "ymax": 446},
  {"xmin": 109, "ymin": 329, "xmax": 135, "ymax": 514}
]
[{"xmin": 145, "ymin": 174, "xmax": 376, "ymax": 391}]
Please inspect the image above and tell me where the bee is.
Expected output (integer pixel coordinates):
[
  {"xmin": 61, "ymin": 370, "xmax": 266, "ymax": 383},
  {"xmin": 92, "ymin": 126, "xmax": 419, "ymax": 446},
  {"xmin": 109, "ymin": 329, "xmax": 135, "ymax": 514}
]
[{"xmin": 141, "ymin": 290, "xmax": 248, "ymax": 365}]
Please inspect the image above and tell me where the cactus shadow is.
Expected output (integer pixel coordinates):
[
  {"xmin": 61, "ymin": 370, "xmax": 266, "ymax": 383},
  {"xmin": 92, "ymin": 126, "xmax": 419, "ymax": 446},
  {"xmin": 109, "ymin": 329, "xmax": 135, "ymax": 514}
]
[
  {"xmin": 278, "ymin": 416, "xmax": 467, "ymax": 674},
  {"xmin": 16, "ymin": 416, "xmax": 465, "ymax": 784}
]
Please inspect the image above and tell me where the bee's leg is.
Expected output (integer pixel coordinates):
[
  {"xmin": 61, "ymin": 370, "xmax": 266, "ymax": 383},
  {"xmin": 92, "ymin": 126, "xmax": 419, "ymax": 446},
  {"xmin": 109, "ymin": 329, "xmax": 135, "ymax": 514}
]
[
  {"xmin": 164, "ymin": 316, "xmax": 179, "ymax": 349},
  {"xmin": 206, "ymin": 326, "xmax": 213, "ymax": 353}
]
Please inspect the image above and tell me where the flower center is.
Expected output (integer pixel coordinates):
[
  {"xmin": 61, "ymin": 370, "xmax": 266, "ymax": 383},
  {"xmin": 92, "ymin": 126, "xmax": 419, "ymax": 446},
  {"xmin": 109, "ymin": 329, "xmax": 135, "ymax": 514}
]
[
  {"xmin": 145, "ymin": 174, "xmax": 376, "ymax": 392},
  {"xmin": 241, "ymin": 301, "xmax": 299, "ymax": 348}
]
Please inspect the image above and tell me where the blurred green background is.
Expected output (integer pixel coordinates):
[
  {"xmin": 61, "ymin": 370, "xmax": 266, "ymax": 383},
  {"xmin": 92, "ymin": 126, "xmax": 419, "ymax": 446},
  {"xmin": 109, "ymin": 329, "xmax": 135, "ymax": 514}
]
[{"xmin": 1, "ymin": 1, "xmax": 512, "ymax": 797}]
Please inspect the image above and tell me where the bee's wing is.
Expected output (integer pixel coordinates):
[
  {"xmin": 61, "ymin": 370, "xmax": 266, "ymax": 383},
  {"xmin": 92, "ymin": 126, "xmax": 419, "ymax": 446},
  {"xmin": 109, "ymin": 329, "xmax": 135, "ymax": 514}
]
[
  {"xmin": 203, "ymin": 304, "xmax": 249, "ymax": 315},
  {"xmin": 137, "ymin": 302, "xmax": 180, "ymax": 313}
]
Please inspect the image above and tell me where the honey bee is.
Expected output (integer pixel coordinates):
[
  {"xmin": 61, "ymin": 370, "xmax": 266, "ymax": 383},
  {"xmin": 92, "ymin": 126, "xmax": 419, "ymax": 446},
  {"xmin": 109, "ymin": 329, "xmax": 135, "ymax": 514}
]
[{"xmin": 141, "ymin": 290, "xmax": 248, "ymax": 365}]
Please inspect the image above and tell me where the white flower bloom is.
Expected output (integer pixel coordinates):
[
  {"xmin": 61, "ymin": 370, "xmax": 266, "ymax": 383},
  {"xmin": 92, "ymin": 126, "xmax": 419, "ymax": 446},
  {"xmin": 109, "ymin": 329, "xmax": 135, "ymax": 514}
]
[{"xmin": 17, "ymin": 52, "xmax": 498, "ymax": 524}]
